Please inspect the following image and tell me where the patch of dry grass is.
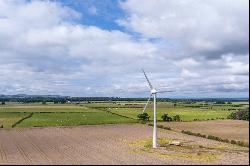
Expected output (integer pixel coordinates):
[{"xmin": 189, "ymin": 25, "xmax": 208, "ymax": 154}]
[{"xmin": 128, "ymin": 137, "xmax": 249, "ymax": 162}]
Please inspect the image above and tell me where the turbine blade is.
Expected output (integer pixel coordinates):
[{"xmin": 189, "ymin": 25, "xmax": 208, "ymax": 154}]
[
  {"xmin": 142, "ymin": 69, "xmax": 154, "ymax": 90},
  {"xmin": 142, "ymin": 94, "xmax": 152, "ymax": 113},
  {"xmin": 157, "ymin": 90, "xmax": 173, "ymax": 93}
]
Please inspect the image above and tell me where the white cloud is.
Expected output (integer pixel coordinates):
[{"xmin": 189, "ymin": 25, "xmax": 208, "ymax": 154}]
[
  {"xmin": 119, "ymin": 0, "xmax": 249, "ymax": 58},
  {"xmin": 0, "ymin": 0, "xmax": 248, "ymax": 98},
  {"xmin": 0, "ymin": 0, "xmax": 160, "ymax": 96},
  {"xmin": 181, "ymin": 68, "xmax": 200, "ymax": 78}
]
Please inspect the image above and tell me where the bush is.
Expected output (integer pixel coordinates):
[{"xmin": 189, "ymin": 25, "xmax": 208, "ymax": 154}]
[
  {"xmin": 181, "ymin": 130, "xmax": 248, "ymax": 147},
  {"xmin": 196, "ymin": 133, "xmax": 206, "ymax": 138},
  {"xmin": 222, "ymin": 139, "xmax": 230, "ymax": 143},
  {"xmin": 231, "ymin": 140, "xmax": 237, "ymax": 144},
  {"xmin": 236, "ymin": 141, "xmax": 245, "ymax": 147},
  {"xmin": 236, "ymin": 141, "xmax": 249, "ymax": 147},
  {"xmin": 163, "ymin": 126, "xmax": 171, "ymax": 130},
  {"xmin": 173, "ymin": 115, "xmax": 181, "ymax": 121},
  {"xmin": 207, "ymin": 135, "xmax": 222, "ymax": 141},
  {"xmin": 181, "ymin": 130, "xmax": 207, "ymax": 138},
  {"xmin": 181, "ymin": 130, "xmax": 193, "ymax": 135},
  {"xmin": 156, "ymin": 124, "xmax": 171, "ymax": 130},
  {"xmin": 1, "ymin": 101, "xmax": 5, "ymax": 105},
  {"xmin": 227, "ymin": 108, "xmax": 249, "ymax": 121},
  {"xmin": 161, "ymin": 114, "xmax": 172, "ymax": 122},
  {"xmin": 137, "ymin": 113, "xmax": 150, "ymax": 122},
  {"xmin": 157, "ymin": 124, "xmax": 164, "ymax": 128}
]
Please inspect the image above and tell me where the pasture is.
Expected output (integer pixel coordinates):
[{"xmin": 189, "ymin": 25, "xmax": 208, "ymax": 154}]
[
  {"xmin": 107, "ymin": 107, "xmax": 231, "ymax": 121},
  {"xmin": 0, "ymin": 104, "xmax": 136, "ymax": 128},
  {"xmin": 0, "ymin": 112, "xmax": 29, "ymax": 128},
  {"xmin": 0, "ymin": 101, "xmax": 248, "ymax": 128},
  {"xmin": 16, "ymin": 112, "xmax": 136, "ymax": 127}
]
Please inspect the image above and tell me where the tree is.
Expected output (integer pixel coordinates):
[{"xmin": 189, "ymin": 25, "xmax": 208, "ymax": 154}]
[
  {"xmin": 215, "ymin": 101, "xmax": 225, "ymax": 104},
  {"xmin": 227, "ymin": 108, "xmax": 249, "ymax": 121},
  {"xmin": 137, "ymin": 113, "xmax": 150, "ymax": 122},
  {"xmin": 161, "ymin": 114, "xmax": 172, "ymax": 122},
  {"xmin": 173, "ymin": 115, "xmax": 181, "ymax": 121},
  {"xmin": 1, "ymin": 101, "xmax": 5, "ymax": 105}
]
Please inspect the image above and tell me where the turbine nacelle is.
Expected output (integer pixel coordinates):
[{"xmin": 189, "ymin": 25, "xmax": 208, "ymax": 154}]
[{"xmin": 151, "ymin": 89, "xmax": 158, "ymax": 94}]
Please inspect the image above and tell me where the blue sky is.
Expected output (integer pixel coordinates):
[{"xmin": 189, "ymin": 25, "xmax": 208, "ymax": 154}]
[
  {"xmin": 0, "ymin": 0, "xmax": 249, "ymax": 98},
  {"xmin": 58, "ymin": 0, "xmax": 126, "ymax": 31}
]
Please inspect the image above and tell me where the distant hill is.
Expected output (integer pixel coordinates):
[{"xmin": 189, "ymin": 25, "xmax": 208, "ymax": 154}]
[{"xmin": 0, "ymin": 94, "xmax": 248, "ymax": 103}]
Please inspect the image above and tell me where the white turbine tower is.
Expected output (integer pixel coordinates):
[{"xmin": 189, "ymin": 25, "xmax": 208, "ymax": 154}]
[{"xmin": 142, "ymin": 69, "xmax": 172, "ymax": 148}]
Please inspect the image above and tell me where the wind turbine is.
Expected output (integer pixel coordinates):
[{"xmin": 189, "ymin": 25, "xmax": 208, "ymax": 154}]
[{"xmin": 142, "ymin": 69, "xmax": 172, "ymax": 148}]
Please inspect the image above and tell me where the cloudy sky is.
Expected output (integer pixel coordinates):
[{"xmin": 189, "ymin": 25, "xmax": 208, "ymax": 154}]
[{"xmin": 0, "ymin": 0, "xmax": 249, "ymax": 98}]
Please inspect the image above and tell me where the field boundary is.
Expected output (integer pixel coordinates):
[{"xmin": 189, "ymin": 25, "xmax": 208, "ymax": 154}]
[
  {"xmin": 89, "ymin": 107, "xmax": 138, "ymax": 121},
  {"xmin": 12, "ymin": 113, "xmax": 34, "ymax": 128}
]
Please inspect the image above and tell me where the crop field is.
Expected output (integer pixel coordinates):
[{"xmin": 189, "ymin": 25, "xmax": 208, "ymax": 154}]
[
  {"xmin": 0, "ymin": 124, "xmax": 248, "ymax": 165},
  {"xmin": 159, "ymin": 120, "xmax": 249, "ymax": 143}
]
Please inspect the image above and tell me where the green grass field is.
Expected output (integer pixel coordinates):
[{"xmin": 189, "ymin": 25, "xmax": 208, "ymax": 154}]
[
  {"xmin": 16, "ymin": 112, "xmax": 136, "ymax": 127},
  {"xmin": 0, "ymin": 105, "xmax": 89, "ymax": 113},
  {"xmin": 0, "ymin": 112, "xmax": 30, "ymax": 128},
  {"xmin": 108, "ymin": 107, "xmax": 232, "ymax": 121},
  {"xmin": 0, "ymin": 101, "xmax": 248, "ymax": 128}
]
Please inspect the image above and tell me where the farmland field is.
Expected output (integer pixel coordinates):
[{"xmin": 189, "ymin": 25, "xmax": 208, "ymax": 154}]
[
  {"xmin": 0, "ymin": 101, "xmax": 248, "ymax": 165},
  {"xmin": 107, "ymin": 107, "xmax": 232, "ymax": 121},
  {"xmin": 0, "ymin": 104, "xmax": 137, "ymax": 128},
  {"xmin": 86, "ymin": 101, "xmax": 247, "ymax": 121},
  {"xmin": 159, "ymin": 120, "xmax": 249, "ymax": 143},
  {"xmin": 16, "ymin": 112, "xmax": 136, "ymax": 127},
  {"xmin": 0, "ymin": 124, "xmax": 248, "ymax": 165},
  {"xmin": 0, "ymin": 101, "xmax": 248, "ymax": 128},
  {"xmin": 0, "ymin": 105, "xmax": 89, "ymax": 113},
  {"xmin": 0, "ymin": 112, "xmax": 30, "ymax": 128}
]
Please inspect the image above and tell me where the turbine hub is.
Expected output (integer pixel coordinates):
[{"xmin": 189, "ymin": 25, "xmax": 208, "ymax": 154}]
[{"xmin": 151, "ymin": 89, "xmax": 157, "ymax": 94}]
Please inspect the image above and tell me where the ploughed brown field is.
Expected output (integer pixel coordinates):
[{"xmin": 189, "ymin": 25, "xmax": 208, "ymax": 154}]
[
  {"xmin": 159, "ymin": 120, "xmax": 249, "ymax": 143},
  {"xmin": 0, "ymin": 124, "xmax": 249, "ymax": 165}
]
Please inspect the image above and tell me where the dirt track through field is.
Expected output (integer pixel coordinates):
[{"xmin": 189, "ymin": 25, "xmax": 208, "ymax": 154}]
[{"xmin": 0, "ymin": 124, "xmax": 248, "ymax": 165}]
